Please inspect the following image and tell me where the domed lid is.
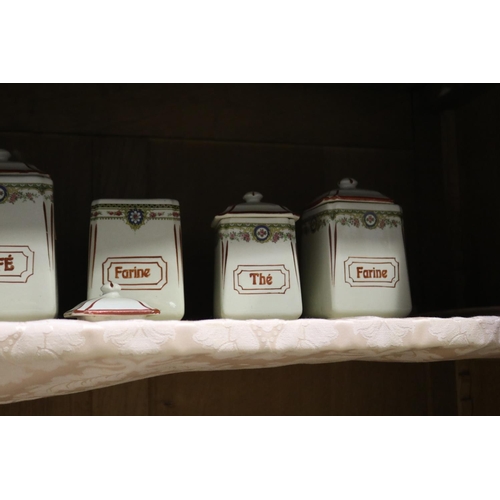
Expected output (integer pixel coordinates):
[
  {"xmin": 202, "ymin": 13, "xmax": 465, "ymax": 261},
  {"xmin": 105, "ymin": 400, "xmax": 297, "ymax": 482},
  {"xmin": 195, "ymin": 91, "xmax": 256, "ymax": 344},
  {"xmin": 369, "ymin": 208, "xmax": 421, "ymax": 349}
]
[
  {"xmin": 0, "ymin": 149, "xmax": 50, "ymax": 178},
  {"xmin": 307, "ymin": 178, "xmax": 393, "ymax": 210},
  {"xmin": 212, "ymin": 192, "xmax": 299, "ymax": 227},
  {"xmin": 64, "ymin": 283, "xmax": 160, "ymax": 320}
]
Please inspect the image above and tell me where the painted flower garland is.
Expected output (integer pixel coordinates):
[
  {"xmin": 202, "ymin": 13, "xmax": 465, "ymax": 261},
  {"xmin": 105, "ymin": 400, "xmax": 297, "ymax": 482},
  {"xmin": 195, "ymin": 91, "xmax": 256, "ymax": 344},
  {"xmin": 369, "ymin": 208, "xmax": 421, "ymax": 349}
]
[
  {"xmin": 301, "ymin": 209, "xmax": 402, "ymax": 234},
  {"xmin": 90, "ymin": 203, "xmax": 180, "ymax": 230},
  {"xmin": 0, "ymin": 184, "xmax": 53, "ymax": 204},
  {"xmin": 218, "ymin": 223, "xmax": 296, "ymax": 243}
]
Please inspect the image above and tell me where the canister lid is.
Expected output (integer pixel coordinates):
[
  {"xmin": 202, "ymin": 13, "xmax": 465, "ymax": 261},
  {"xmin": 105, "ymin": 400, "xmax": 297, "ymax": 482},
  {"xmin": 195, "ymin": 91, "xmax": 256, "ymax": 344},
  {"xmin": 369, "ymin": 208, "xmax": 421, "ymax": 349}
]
[
  {"xmin": 307, "ymin": 178, "xmax": 393, "ymax": 209},
  {"xmin": 212, "ymin": 191, "xmax": 299, "ymax": 226},
  {"xmin": 64, "ymin": 283, "xmax": 160, "ymax": 320},
  {"xmin": 0, "ymin": 149, "xmax": 50, "ymax": 178}
]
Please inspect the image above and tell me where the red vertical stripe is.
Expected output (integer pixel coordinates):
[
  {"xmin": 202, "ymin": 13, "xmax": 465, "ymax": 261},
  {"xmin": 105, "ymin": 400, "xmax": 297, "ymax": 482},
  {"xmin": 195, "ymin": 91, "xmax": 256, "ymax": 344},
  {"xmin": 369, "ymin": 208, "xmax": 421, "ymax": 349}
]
[
  {"xmin": 334, "ymin": 223, "xmax": 338, "ymax": 285},
  {"xmin": 224, "ymin": 241, "xmax": 229, "ymax": 286},
  {"xmin": 329, "ymin": 224, "xmax": 333, "ymax": 284},
  {"xmin": 174, "ymin": 224, "xmax": 180, "ymax": 285},
  {"xmin": 43, "ymin": 202, "xmax": 51, "ymax": 270},
  {"xmin": 91, "ymin": 224, "xmax": 97, "ymax": 288},
  {"xmin": 221, "ymin": 241, "xmax": 225, "ymax": 289},
  {"xmin": 179, "ymin": 225, "xmax": 183, "ymax": 283},
  {"xmin": 291, "ymin": 241, "xmax": 299, "ymax": 285},
  {"xmin": 87, "ymin": 223, "xmax": 92, "ymax": 290},
  {"xmin": 51, "ymin": 203, "xmax": 55, "ymax": 269}
]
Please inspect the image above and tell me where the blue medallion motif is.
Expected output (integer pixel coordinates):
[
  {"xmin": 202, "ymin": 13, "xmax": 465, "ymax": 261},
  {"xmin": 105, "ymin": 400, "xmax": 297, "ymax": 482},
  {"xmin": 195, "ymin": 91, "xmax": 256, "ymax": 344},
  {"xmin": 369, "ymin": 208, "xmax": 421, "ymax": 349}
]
[
  {"xmin": 254, "ymin": 225, "xmax": 270, "ymax": 242},
  {"xmin": 363, "ymin": 211, "xmax": 378, "ymax": 228},
  {"xmin": 127, "ymin": 208, "xmax": 144, "ymax": 226}
]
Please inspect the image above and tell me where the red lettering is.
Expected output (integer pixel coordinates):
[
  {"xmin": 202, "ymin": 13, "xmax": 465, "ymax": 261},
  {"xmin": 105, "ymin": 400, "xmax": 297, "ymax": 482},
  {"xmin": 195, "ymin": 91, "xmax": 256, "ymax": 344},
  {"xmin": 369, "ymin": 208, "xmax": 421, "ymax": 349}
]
[{"xmin": 115, "ymin": 266, "xmax": 153, "ymax": 279}]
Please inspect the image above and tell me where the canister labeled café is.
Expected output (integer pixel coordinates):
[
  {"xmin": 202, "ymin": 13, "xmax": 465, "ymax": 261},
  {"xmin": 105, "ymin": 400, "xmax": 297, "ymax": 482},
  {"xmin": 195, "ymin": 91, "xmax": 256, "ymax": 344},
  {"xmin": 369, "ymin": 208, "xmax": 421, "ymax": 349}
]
[
  {"xmin": 300, "ymin": 178, "xmax": 412, "ymax": 318},
  {"xmin": 87, "ymin": 199, "xmax": 184, "ymax": 320},
  {"xmin": 212, "ymin": 192, "xmax": 302, "ymax": 319},
  {"xmin": 0, "ymin": 149, "xmax": 58, "ymax": 320}
]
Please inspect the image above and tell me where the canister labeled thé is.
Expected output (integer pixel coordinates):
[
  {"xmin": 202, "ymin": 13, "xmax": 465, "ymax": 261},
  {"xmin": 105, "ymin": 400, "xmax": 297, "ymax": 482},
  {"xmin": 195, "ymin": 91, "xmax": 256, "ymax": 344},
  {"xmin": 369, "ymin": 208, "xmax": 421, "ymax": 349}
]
[{"xmin": 212, "ymin": 192, "xmax": 302, "ymax": 320}]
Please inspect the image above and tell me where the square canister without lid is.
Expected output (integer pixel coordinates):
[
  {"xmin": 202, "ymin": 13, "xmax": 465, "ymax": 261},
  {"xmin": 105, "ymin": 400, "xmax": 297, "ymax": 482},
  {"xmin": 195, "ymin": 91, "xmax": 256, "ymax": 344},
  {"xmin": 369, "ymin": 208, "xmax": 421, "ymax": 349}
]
[
  {"xmin": 212, "ymin": 192, "xmax": 302, "ymax": 319},
  {"xmin": 87, "ymin": 198, "xmax": 184, "ymax": 320},
  {"xmin": 0, "ymin": 149, "xmax": 57, "ymax": 320},
  {"xmin": 300, "ymin": 178, "xmax": 412, "ymax": 319}
]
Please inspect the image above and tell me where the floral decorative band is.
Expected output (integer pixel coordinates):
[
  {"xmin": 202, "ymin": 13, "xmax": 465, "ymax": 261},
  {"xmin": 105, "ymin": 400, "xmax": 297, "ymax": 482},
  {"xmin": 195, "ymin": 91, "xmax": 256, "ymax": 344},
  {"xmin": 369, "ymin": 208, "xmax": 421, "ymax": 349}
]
[
  {"xmin": 90, "ymin": 204, "xmax": 181, "ymax": 230},
  {"xmin": 301, "ymin": 209, "xmax": 402, "ymax": 234},
  {"xmin": 0, "ymin": 183, "xmax": 53, "ymax": 204},
  {"xmin": 217, "ymin": 222, "xmax": 296, "ymax": 243}
]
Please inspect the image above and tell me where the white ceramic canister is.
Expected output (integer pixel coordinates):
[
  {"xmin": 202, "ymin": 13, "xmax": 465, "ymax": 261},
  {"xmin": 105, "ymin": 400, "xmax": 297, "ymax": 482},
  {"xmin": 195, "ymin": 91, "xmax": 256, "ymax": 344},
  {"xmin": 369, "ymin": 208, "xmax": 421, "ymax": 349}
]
[
  {"xmin": 212, "ymin": 192, "xmax": 302, "ymax": 319},
  {"xmin": 0, "ymin": 149, "xmax": 58, "ymax": 320},
  {"xmin": 300, "ymin": 178, "xmax": 412, "ymax": 318},
  {"xmin": 87, "ymin": 199, "xmax": 184, "ymax": 320}
]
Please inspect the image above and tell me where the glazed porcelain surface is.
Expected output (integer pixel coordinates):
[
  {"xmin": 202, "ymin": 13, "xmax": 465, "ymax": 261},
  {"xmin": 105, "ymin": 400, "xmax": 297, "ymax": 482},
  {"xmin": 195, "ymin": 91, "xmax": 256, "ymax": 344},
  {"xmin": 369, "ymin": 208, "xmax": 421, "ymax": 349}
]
[
  {"xmin": 87, "ymin": 198, "xmax": 184, "ymax": 320},
  {"xmin": 65, "ymin": 282, "xmax": 160, "ymax": 321},
  {"xmin": 300, "ymin": 178, "xmax": 412, "ymax": 319},
  {"xmin": 212, "ymin": 192, "xmax": 302, "ymax": 320},
  {"xmin": 0, "ymin": 149, "xmax": 58, "ymax": 320}
]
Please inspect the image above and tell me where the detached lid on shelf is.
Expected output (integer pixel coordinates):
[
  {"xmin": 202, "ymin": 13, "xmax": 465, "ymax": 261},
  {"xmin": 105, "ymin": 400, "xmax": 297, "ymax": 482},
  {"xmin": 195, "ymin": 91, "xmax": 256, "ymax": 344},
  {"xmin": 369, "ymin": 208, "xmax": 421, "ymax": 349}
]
[
  {"xmin": 64, "ymin": 283, "xmax": 160, "ymax": 321},
  {"xmin": 212, "ymin": 192, "xmax": 299, "ymax": 227},
  {"xmin": 306, "ymin": 178, "xmax": 393, "ymax": 211},
  {"xmin": 0, "ymin": 149, "xmax": 50, "ymax": 178}
]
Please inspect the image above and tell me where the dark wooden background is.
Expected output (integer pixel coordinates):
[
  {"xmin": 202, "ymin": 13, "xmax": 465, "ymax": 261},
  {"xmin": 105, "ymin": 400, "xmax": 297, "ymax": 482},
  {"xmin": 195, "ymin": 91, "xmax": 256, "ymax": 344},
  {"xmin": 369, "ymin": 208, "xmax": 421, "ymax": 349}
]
[{"xmin": 0, "ymin": 83, "xmax": 498, "ymax": 415}]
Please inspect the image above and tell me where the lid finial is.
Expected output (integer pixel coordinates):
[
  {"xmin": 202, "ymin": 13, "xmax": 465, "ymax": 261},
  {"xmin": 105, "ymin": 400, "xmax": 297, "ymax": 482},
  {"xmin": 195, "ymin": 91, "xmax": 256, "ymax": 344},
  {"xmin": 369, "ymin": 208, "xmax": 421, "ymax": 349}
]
[
  {"xmin": 338, "ymin": 178, "xmax": 358, "ymax": 189},
  {"xmin": 0, "ymin": 150, "xmax": 11, "ymax": 161},
  {"xmin": 243, "ymin": 192, "xmax": 263, "ymax": 203},
  {"xmin": 101, "ymin": 282, "xmax": 121, "ymax": 295}
]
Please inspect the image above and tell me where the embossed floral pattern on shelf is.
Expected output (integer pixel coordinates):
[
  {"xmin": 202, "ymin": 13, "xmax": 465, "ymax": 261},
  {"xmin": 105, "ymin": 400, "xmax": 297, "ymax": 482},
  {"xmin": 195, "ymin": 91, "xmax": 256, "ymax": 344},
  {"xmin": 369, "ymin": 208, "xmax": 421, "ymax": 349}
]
[{"xmin": 1, "ymin": 317, "xmax": 500, "ymax": 404}]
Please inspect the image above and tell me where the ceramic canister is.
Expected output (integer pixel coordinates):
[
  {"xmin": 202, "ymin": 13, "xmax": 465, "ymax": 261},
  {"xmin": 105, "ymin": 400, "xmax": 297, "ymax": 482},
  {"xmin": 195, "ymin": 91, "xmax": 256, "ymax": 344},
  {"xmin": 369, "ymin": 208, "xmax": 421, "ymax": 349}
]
[
  {"xmin": 212, "ymin": 192, "xmax": 302, "ymax": 319},
  {"xmin": 87, "ymin": 199, "xmax": 184, "ymax": 320},
  {"xmin": 300, "ymin": 178, "xmax": 412, "ymax": 318},
  {"xmin": 0, "ymin": 149, "xmax": 58, "ymax": 320}
]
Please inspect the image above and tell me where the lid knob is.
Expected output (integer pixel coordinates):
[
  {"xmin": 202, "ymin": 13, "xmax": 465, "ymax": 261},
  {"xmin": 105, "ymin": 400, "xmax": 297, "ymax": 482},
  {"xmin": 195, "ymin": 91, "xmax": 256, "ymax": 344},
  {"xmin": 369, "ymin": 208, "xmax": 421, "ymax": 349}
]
[
  {"xmin": 101, "ymin": 282, "xmax": 121, "ymax": 295},
  {"xmin": 338, "ymin": 178, "xmax": 358, "ymax": 189},
  {"xmin": 0, "ymin": 150, "xmax": 11, "ymax": 161},
  {"xmin": 243, "ymin": 191, "xmax": 263, "ymax": 203}
]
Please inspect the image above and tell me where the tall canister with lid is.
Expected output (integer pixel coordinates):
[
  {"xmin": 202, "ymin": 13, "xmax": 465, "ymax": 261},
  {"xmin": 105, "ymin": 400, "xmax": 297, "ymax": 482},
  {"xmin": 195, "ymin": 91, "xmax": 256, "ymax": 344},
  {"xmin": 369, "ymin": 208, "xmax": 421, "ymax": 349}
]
[
  {"xmin": 0, "ymin": 149, "xmax": 58, "ymax": 320},
  {"xmin": 212, "ymin": 192, "xmax": 302, "ymax": 319},
  {"xmin": 300, "ymin": 178, "xmax": 412, "ymax": 318}
]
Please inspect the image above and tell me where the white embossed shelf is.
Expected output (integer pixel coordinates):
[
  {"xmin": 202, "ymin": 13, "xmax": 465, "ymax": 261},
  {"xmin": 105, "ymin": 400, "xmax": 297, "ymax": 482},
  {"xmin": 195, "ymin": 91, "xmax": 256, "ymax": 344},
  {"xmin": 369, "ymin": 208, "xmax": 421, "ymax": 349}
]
[{"xmin": 1, "ymin": 315, "xmax": 500, "ymax": 404}]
